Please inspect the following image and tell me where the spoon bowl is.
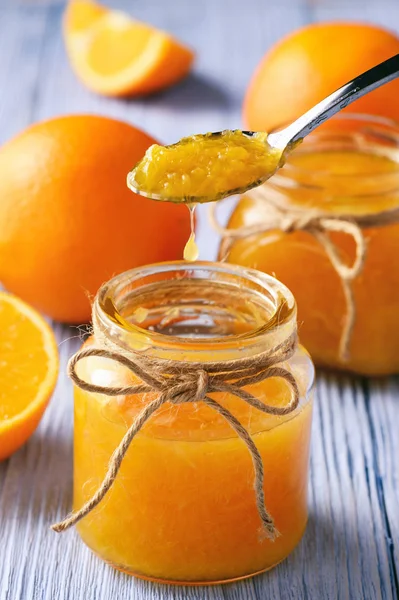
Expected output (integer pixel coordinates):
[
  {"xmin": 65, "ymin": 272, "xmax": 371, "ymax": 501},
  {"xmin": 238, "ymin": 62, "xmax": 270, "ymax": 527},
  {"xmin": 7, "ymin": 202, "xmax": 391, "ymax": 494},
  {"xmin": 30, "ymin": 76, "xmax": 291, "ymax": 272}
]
[{"xmin": 127, "ymin": 129, "xmax": 284, "ymax": 203}]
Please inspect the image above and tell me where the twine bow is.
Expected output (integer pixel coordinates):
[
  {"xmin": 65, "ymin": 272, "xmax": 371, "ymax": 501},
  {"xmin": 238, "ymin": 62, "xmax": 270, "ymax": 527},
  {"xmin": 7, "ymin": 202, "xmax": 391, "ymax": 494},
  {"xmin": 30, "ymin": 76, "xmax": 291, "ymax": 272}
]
[
  {"xmin": 52, "ymin": 328, "xmax": 300, "ymax": 540},
  {"xmin": 211, "ymin": 187, "xmax": 399, "ymax": 362}
]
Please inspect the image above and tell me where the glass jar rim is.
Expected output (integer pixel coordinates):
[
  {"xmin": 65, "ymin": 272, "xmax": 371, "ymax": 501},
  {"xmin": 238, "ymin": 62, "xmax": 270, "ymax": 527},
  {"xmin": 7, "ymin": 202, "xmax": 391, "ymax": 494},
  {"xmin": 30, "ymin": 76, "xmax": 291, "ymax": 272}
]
[
  {"xmin": 270, "ymin": 112, "xmax": 399, "ymax": 186},
  {"xmin": 93, "ymin": 260, "xmax": 298, "ymax": 362}
]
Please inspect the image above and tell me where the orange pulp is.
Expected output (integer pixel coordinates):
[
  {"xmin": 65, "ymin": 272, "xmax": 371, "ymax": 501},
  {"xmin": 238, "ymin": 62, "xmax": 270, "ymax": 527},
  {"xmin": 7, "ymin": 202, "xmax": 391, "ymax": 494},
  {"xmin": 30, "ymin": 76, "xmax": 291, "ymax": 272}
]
[{"xmin": 128, "ymin": 130, "xmax": 282, "ymax": 203}]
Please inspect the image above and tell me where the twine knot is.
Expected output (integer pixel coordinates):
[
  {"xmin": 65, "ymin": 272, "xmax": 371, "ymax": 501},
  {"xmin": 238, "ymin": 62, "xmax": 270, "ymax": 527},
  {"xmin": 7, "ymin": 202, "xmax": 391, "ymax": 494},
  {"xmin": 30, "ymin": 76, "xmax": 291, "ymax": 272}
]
[
  {"xmin": 51, "ymin": 318, "xmax": 301, "ymax": 540},
  {"xmin": 168, "ymin": 370, "xmax": 209, "ymax": 404},
  {"xmin": 279, "ymin": 213, "xmax": 317, "ymax": 233}
]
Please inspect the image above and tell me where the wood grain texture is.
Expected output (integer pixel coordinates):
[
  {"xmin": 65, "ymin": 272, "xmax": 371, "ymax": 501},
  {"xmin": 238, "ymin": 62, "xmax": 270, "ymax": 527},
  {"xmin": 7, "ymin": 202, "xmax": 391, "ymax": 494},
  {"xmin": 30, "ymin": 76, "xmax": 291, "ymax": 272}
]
[{"xmin": 0, "ymin": 0, "xmax": 398, "ymax": 598}]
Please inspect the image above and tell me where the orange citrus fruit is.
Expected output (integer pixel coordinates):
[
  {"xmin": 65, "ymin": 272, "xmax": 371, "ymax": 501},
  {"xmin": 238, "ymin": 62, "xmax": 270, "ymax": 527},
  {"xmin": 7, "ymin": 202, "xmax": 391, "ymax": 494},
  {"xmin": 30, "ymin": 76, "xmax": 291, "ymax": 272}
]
[
  {"xmin": 64, "ymin": 0, "xmax": 195, "ymax": 97},
  {"xmin": 0, "ymin": 292, "xmax": 59, "ymax": 460},
  {"xmin": 244, "ymin": 22, "xmax": 399, "ymax": 132},
  {"xmin": 0, "ymin": 115, "xmax": 191, "ymax": 323}
]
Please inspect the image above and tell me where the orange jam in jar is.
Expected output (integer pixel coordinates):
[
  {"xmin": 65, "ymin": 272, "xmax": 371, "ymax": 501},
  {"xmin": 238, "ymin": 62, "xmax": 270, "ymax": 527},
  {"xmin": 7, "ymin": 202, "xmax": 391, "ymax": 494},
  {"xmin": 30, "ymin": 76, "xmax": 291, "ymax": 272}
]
[
  {"xmin": 224, "ymin": 115, "xmax": 399, "ymax": 375},
  {"xmin": 72, "ymin": 262, "xmax": 314, "ymax": 584}
]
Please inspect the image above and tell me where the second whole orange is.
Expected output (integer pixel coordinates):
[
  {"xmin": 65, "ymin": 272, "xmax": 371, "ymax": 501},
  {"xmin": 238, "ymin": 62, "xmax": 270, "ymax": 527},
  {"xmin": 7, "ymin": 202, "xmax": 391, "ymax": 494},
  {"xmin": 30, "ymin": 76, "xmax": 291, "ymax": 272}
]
[
  {"xmin": 244, "ymin": 22, "xmax": 399, "ymax": 132},
  {"xmin": 0, "ymin": 115, "xmax": 191, "ymax": 323}
]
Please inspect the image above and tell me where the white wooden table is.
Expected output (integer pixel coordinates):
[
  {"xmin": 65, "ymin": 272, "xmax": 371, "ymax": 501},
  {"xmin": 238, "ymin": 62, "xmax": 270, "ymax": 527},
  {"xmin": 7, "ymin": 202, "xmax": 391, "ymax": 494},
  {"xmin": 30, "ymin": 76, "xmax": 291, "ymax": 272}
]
[{"xmin": 1, "ymin": 0, "xmax": 398, "ymax": 598}]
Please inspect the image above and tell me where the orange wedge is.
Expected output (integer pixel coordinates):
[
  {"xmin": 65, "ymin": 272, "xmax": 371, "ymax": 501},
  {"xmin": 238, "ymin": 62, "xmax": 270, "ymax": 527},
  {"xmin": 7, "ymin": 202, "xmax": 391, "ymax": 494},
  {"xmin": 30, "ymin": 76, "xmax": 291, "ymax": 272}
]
[
  {"xmin": 63, "ymin": 0, "xmax": 195, "ymax": 97},
  {"xmin": 0, "ymin": 292, "xmax": 59, "ymax": 460}
]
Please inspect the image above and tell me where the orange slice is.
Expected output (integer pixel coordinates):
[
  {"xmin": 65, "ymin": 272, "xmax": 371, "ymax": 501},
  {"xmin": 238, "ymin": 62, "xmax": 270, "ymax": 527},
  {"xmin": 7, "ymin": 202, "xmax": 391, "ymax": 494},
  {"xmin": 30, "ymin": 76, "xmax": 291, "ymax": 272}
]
[
  {"xmin": 63, "ymin": 0, "xmax": 195, "ymax": 97},
  {"xmin": 0, "ymin": 292, "xmax": 59, "ymax": 460}
]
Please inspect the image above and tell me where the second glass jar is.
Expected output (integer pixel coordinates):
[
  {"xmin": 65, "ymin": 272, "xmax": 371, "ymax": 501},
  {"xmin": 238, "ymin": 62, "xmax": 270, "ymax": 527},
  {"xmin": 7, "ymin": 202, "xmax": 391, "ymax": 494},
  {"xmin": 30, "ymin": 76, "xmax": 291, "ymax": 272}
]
[{"xmin": 225, "ymin": 114, "xmax": 399, "ymax": 375}]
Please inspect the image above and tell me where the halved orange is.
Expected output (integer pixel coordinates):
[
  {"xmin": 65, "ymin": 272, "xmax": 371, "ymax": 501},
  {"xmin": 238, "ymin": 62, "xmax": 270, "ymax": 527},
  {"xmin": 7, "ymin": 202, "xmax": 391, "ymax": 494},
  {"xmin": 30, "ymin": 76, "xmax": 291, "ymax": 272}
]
[
  {"xmin": 63, "ymin": 0, "xmax": 195, "ymax": 97},
  {"xmin": 0, "ymin": 292, "xmax": 59, "ymax": 460}
]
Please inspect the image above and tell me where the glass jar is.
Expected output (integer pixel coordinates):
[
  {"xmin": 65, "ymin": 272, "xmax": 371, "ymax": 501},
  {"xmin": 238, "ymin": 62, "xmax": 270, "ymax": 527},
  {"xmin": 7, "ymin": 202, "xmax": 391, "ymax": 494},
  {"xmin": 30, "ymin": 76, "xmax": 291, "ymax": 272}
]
[
  {"xmin": 72, "ymin": 261, "xmax": 314, "ymax": 584},
  {"xmin": 224, "ymin": 114, "xmax": 399, "ymax": 375}
]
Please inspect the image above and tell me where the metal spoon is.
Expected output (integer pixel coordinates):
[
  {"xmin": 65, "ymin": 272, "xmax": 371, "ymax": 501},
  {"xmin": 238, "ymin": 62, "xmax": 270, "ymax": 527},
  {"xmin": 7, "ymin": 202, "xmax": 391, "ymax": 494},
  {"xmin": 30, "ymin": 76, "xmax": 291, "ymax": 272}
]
[{"xmin": 128, "ymin": 53, "xmax": 399, "ymax": 204}]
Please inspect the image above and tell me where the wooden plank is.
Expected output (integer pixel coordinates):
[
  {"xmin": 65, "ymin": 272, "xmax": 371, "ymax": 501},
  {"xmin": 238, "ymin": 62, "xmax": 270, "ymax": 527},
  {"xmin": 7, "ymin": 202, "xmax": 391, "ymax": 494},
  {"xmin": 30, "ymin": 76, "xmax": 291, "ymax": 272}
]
[
  {"xmin": 366, "ymin": 378, "xmax": 399, "ymax": 597},
  {"xmin": 0, "ymin": 4, "xmax": 50, "ymax": 143},
  {"xmin": 0, "ymin": 0, "xmax": 398, "ymax": 598}
]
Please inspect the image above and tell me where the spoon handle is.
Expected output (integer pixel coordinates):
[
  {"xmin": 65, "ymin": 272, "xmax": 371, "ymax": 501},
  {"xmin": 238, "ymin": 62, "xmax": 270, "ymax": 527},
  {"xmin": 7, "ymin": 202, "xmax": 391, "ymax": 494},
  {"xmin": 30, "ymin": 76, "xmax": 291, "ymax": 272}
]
[{"xmin": 268, "ymin": 53, "xmax": 399, "ymax": 150}]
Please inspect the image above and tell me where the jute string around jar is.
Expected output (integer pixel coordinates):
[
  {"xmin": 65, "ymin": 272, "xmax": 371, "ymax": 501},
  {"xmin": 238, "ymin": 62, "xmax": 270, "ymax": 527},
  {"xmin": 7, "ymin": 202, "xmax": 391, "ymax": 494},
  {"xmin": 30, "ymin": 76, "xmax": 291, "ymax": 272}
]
[
  {"xmin": 210, "ymin": 186, "xmax": 399, "ymax": 362},
  {"xmin": 52, "ymin": 308, "xmax": 301, "ymax": 540}
]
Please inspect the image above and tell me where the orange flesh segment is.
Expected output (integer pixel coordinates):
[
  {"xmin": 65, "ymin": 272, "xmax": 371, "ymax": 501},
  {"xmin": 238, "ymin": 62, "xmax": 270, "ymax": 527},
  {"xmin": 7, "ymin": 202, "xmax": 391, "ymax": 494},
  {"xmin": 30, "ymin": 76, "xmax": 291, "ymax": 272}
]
[
  {"xmin": 66, "ymin": 0, "xmax": 107, "ymax": 31},
  {"xmin": 64, "ymin": 0, "xmax": 194, "ymax": 96},
  {"xmin": 0, "ymin": 293, "xmax": 57, "ymax": 419},
  {"xmin": 87, "ymin": 20, "xmax": 156, "ymax": 76},
  {"xmin": 0, "ymin": 292, "xmax": 59, "ymax": 459}
]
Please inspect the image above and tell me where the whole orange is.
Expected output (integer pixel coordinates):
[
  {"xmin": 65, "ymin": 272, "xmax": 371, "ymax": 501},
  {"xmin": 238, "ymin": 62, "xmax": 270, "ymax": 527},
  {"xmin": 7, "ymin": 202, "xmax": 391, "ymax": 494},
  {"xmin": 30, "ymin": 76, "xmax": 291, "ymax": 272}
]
[
  {"xmin": 0, "ymin": 115, "xmax": 190, "ymax": 323},
  {"xmin": 244, "ymin": 22, "xmax": 399, "ymax": 132}
]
